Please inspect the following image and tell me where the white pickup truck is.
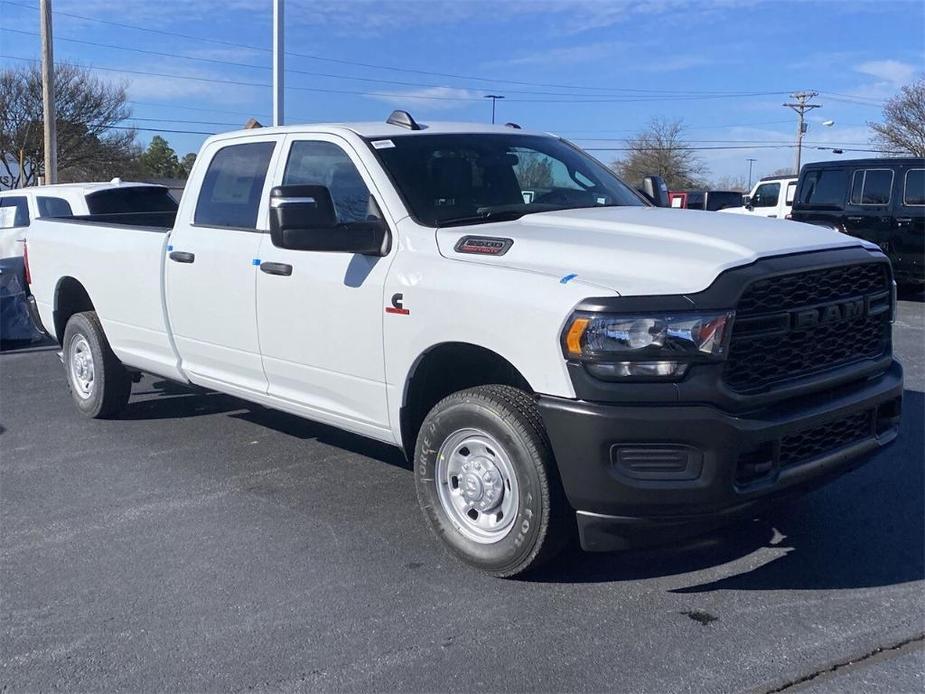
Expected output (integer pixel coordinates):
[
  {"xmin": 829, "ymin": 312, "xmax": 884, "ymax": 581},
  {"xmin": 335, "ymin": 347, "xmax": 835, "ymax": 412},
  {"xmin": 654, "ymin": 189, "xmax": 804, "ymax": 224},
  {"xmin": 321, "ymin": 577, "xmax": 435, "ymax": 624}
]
[{"xmin": 26, "ymin": 112, "xmax": 903, "ymax": 577}]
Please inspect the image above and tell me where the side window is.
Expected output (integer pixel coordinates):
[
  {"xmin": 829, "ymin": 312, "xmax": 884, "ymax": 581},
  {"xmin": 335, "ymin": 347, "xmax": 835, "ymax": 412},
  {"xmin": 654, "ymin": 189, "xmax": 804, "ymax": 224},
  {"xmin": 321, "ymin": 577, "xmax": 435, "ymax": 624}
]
[
  {"xmin": 283, "ymin": 141, "xmax": 379, "ymax": 224},
  {"xmin": 798, "ymin": 168, "xmax": 848, "ymax": 207},
  {"xmin": 785, "ymin": 182, "xmax": 797, "ymax": 205},
  {"xmin": 195, "ymin": 141, "xmax": 276, "ymax": 229},
  {"xmin": 903, "ymin": 169, "xmax": 924, "ymax": 206},
  {"xmin": 36, "ymin": 196, "xmax": 74, "ymax": 217},
  {"xmin": 849, "ymin": 169, "xmax": 894, "ymax": 206},
  {"xmin": 752, "ymin": 182, "xmax": 780, "ymax": 207},
  {"xmin": 0, "ymin": 196, "xmax": 30, "ymax": 228}
]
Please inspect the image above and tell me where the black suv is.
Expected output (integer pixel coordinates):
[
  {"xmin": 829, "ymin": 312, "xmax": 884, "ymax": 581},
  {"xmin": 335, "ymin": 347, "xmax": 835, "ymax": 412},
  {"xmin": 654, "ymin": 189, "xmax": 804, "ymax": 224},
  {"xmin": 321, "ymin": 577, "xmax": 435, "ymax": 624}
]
[{"xmin": 791, "ymin": 157, "xmax": 924, "ymax": 288}]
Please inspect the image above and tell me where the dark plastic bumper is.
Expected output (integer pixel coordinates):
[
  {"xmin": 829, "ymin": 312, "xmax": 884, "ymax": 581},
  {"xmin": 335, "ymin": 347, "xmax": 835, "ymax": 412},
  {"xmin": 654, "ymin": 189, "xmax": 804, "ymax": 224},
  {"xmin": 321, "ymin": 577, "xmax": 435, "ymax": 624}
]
[{"xmin": 537, "ymin": 360, "xmax": 903, "ymax": 551}]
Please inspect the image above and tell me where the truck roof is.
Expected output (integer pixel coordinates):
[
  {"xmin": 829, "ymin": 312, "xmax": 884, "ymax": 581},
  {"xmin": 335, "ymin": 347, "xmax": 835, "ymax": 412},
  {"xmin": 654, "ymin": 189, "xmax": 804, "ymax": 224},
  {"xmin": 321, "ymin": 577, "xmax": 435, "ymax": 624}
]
[{"xmin": 206, "ymin": 119, "xmax": 549, "ymax": 145}]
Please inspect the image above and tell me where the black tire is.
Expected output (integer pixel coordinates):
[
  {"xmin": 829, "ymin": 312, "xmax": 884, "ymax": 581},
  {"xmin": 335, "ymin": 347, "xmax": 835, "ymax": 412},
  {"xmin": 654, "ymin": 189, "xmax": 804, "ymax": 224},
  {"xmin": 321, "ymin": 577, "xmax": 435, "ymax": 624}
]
[
  {"xmin": 414, "ymin": 385, "xmax": 571, "ymax": 577},
  {"xmin": 62, "ymin": 311, "xmax": 131, "ymax": 419}
]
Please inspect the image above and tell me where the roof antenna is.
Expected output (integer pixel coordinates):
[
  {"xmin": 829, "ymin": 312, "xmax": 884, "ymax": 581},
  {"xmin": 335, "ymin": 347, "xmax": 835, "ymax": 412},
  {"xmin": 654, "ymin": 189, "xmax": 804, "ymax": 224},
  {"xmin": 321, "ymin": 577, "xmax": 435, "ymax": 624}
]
[
  {"xmin": 504, "ymin": 122, "xmax": 522, "ymax": 129},
  {"xmin": 386, "ymin": 110, "xmax": 422, "ymax": 130}
]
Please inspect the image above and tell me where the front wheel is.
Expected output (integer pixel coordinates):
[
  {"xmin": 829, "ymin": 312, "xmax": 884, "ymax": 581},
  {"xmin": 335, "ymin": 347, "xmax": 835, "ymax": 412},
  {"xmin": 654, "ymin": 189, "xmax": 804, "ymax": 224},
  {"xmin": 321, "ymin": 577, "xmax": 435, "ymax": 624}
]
[
  {"xmin": 62, "ymin": 311, "xmax": 131, "ymax": 418},
  {"xmin": 414, "ymin": 385, "xmax": 570, "ymax": 577}
]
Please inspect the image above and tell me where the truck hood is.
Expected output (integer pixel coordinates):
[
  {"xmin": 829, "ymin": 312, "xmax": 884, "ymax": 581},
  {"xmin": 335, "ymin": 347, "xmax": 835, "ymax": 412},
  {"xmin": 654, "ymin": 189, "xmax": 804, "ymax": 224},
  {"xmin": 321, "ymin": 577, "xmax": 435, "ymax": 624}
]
[{"xmin": 436, "ymin": 206, "xmax": 867, "ymax": 296}]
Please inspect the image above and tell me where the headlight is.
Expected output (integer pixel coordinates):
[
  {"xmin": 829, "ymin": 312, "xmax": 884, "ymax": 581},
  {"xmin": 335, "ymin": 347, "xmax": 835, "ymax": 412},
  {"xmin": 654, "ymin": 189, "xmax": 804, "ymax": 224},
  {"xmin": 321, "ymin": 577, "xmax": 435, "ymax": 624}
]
[{"xmin": 562, "ymin": 311, "xmax": 735, "ymax": 380}]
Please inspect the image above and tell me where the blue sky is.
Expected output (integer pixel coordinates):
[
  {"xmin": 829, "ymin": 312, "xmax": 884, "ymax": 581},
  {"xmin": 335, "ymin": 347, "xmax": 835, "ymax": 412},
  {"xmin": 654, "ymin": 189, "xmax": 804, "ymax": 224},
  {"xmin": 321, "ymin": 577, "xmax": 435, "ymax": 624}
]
[{"xmin": 1, "ymin": 0, "xmax": 923, "ymax": 183}]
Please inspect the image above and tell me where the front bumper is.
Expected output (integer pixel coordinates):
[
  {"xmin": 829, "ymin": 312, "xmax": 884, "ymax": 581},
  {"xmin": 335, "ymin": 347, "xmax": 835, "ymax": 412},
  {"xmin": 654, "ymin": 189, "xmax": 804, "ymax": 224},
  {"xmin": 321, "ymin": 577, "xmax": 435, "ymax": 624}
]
[{"xmin": 538, "ymin": 360, "xmax": 903, "ymax": 551}]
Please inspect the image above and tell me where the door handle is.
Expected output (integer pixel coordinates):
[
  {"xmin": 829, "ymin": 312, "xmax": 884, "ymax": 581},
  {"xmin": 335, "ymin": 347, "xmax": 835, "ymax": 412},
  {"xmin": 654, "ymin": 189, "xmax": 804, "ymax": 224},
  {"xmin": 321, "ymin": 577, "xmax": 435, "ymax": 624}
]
[
  {"xmin": 169, "ymin": 251, "xmax": 195, "ymax": 263},
  {"xmin": 846, "ymin": 216, "xmax": 864, "ymax": 222},
  {"xmin": 896, "ymin": 217, "xmax": 913, "ymax": 224},
  {"xmin": 260, "ymin": 261, "xmax": 293, "ymax": 276}
]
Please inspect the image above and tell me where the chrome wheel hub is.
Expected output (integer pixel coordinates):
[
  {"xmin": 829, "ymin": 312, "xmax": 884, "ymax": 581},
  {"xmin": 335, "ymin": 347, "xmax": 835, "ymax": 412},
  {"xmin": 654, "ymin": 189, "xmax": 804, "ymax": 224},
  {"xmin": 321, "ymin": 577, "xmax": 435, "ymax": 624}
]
[
  {"xmin": 68, "ymin": 335, "xmax": 95, "ymax": 399},
  {"xmin": 435, "ymin": 429, "xmax": 519, "ymax": 544}
]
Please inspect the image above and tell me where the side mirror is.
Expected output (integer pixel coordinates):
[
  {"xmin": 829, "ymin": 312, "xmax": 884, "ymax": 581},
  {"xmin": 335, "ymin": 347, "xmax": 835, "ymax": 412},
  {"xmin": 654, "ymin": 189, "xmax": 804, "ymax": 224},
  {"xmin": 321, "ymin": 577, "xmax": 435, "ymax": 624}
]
[
  {"xmin": 640, "ymin": 176, "xmax": 671, "ymax": 207},
  {"xmin": 743, "ymin": 195, "xmax": 753, "ymax": 210},
  {"xmin": 269, "ymin": 185, "xmax": 389, "ymax": 256}
]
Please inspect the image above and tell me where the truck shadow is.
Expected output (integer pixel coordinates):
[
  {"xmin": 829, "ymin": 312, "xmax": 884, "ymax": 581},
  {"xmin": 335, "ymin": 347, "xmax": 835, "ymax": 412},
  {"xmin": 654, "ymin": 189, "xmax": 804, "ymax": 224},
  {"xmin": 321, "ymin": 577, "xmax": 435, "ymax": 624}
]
[
  {"xmin": 122, "ymin": 379, "xmax": 411, "ymax": 471},
  {"xmin": 123, "ymin": 379, "xmax": 923, "ymax": 591},
  {"xmin": 530, "ymin": 389, "xmax": 924, "ymax": 591}
]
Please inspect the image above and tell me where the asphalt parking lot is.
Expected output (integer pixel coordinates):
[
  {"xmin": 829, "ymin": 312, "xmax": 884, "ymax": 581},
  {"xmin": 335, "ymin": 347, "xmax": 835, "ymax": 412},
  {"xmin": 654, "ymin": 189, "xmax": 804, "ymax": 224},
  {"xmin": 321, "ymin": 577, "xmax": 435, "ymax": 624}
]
[{"xmin": 1, "ymin": 298, "xmax": 923, "ymax": 693}]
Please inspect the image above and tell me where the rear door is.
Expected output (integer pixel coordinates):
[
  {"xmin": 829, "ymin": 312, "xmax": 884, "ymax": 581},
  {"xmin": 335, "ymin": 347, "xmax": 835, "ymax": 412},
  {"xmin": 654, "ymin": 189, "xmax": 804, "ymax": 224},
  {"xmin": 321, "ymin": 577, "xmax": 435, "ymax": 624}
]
[
  {"xmin": 893, "ymin": 165, "xmax": 924, "ymax": 284},
  {"xmin": 165, "ymin": 135, "xmax": 283, "ymax": 394},
  {"xmin": 844, "ymin": 167, "xmax": 895, "ymax": 250}
]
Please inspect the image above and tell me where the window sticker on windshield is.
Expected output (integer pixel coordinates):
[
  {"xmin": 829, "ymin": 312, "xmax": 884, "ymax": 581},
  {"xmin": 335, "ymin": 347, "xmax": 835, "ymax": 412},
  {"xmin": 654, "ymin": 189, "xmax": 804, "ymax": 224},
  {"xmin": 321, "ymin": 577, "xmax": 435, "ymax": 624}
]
[{"xmin": 371, "ymin": 139, "xmax": 395, "ymax": 149}]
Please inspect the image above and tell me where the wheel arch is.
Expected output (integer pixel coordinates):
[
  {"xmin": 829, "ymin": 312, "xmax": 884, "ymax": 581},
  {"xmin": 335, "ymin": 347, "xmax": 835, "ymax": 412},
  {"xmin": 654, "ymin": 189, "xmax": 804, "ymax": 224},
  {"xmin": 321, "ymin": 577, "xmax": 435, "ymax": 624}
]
[
  {"xmin": 399, "ymin": 341, "xmax": 533, "ymax": 461},
  {"xmin": 53, "ymin": 276, "xmax": 95, "ymax": 344}
]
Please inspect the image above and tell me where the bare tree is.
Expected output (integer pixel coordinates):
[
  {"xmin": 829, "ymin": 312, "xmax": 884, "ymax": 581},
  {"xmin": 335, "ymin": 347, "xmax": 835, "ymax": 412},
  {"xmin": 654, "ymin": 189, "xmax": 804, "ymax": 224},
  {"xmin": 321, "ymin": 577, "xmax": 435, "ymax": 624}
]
[
  {"xmin": 610, "ymin": 117, "xmax": 707, "ymax": 191},
  {"xmin": 868, "ymin": 79, "xmax": 925, "ymax": 157},
  {"xmin": 712, "ymin": 175, "xmax": 749, "ymax": 192},
  {"xmin": 769, "ymin": 167, "xmax": 795, "ymax": 177},
  {"xmin": 0, "ymin": 62, "xmax": 140, "ymax": 188}
]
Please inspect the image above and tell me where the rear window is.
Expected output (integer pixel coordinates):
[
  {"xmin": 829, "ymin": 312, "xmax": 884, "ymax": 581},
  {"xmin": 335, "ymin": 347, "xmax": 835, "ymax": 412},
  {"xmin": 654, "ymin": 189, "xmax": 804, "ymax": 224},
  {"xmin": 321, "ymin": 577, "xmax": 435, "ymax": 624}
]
[
  {"xmin": 904, "ymin": 169, "xmax": 924, "ymax": 206},
  {"xmin": 849, "ymin": 169, "xmax": 893, "ymax": 205},
  {"xmin": 705, "ymin": 191, "xmax": 743, "ymax": 211},
  {"xmin": 37, "ymin": 196, "xmax": 74, "ymax": 217},
  {"xmin": 195, "ymin": 142, "xmax": 276, "ymax": 229},
  {"xmin": 798, "ymin": 168, "xmax": 848, "ymax": 208},
  {"xmin": 86, "ymin": 187, "xmax": 178, "ymax": 215}
]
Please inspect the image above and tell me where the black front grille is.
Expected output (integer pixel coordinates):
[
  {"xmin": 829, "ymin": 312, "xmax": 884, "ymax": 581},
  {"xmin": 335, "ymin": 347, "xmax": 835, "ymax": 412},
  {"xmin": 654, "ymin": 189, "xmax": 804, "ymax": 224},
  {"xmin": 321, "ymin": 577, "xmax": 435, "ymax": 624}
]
[
  {"xmin": 779, "ymin": 410, "xmax": 873, "ymax": 467},
  {"xmin": 724, "ymin": 262, "xmax": 891, "ymax": 393}
]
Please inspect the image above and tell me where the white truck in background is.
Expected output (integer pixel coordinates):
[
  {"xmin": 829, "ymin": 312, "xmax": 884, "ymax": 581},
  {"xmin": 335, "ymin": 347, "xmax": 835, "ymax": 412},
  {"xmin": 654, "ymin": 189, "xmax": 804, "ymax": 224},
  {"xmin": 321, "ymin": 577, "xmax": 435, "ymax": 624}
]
[
  {"xmin": 0, "ymin": 181, "xmax": 177, "ymax": 342},
  {"xmin": 24, "ymin": 112, "xmax": 902, "ymax": 577},
  {"xmin": 720, "ymin": 175, "xmax": 798, "ymax": 219}
]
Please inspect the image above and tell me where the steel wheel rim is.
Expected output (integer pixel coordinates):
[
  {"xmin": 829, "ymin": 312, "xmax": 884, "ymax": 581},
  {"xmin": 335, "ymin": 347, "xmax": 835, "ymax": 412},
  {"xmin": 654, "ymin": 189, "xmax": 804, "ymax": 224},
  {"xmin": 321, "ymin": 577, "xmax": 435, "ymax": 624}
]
[
  {"xmin": 68, "ymin": 335, "xmax": 95, "ymax": 400},
  {"xmin": 435, "ymin": 428, "xmax": 519, "ymax": 544}
]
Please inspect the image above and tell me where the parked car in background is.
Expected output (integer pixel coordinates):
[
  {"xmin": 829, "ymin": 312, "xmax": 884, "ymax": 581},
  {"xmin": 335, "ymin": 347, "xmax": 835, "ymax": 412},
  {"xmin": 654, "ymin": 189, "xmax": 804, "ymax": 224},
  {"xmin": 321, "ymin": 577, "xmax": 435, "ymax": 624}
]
[
  {"xmin": 673, "ymin": 190, "xmax": 744, "ymax": 211},
  {"xmin": 25, "ymin": 113, "xmax": 902, "ymax": 576},
  {"xmin": 0, "ymin": 180, "xmax": 178, "ymax": 342},
  {"xmin": 790, "ymin": 158, "xmax": 924, "ymax": 289},
  {"xmin": 720, "ymin": 175, "xmax": 798, "ymax": 219}
]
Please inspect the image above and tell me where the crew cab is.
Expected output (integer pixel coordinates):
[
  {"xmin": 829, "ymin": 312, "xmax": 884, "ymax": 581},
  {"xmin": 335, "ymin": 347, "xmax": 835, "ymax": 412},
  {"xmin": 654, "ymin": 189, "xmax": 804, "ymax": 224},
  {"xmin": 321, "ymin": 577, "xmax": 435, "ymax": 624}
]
[
  {"xmin": 25, "ymin": 113, "xmax": 903, "ymax": 576},
  {"xmin": 720, "ymin": 175, "xmax": 798, "ymax": 219}
]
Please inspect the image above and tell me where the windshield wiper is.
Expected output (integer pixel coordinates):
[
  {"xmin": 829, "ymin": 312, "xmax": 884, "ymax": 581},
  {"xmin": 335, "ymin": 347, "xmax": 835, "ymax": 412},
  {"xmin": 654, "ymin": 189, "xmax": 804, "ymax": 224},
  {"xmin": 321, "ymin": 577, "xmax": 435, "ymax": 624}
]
[{"xmin": 436, "ymin": 208, "xmax": 530, "ymax": 228}]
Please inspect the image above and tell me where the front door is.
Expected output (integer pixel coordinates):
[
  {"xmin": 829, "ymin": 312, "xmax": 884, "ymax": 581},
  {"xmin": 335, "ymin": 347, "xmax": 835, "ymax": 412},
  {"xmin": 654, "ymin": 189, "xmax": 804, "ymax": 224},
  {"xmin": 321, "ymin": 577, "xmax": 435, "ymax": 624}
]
[
  {"xmin": 255, "ymin": 135, "xmax": 394, "ymax": 437},
  {"xmin": 165, "ymin": 136, "xmax": 282, "ymax": 394},
  {"xmin": 751, "ymin": 181, "xmax": 782, "ymax": 217},
  {"xmin": 893, "ymin": 165, "xmax": 924, "ymax": 283}
]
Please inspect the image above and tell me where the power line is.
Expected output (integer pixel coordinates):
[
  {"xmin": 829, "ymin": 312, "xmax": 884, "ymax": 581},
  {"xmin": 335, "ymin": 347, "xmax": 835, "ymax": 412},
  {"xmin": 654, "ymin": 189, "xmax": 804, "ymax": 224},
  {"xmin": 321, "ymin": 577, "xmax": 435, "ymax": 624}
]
[
  {"xmin": 1, "ymin": 27, "xmax": 796, "ymax": 101},
  {"xmin": 0, "ymin": 0, "xmax": 796, "ymax": 98}
]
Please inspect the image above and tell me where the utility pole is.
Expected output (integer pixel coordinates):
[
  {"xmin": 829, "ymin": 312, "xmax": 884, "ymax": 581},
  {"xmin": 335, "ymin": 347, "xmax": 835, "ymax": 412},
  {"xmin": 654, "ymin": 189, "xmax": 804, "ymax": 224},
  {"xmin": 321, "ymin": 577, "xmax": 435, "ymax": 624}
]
[
  {"xmin": 40, "ymin": 0, "xmax": 57, "ymax": 184},
  {"xmin": 783, "ymin": 91, "xmax": 820, "ymax": 176},
  {"xmin": 484, "ymin": 95, "xmax": 504, "ymax": 124},
  {"xmin": 272, "ymin": 0, "xmax": 284, "ymax": 126},
  {"xmin": 746, "ymin": 158, "xmax": 757, "ymax": 189}
]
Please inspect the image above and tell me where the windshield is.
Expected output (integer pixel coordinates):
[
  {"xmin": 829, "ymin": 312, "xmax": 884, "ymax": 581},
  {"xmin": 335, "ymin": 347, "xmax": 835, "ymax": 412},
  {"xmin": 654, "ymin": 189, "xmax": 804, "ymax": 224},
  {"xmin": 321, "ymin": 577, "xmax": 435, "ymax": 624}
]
[{"xmin": 369, "ymin": 133, "xmax": 645, "ymax": 227}]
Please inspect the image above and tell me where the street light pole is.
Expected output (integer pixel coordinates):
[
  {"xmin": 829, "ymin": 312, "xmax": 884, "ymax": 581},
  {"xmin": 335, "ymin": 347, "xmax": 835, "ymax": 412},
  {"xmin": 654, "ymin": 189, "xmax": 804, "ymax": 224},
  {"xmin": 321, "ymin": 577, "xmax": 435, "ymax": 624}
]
[
  {"xmin": 272, "ymin": 0, "xmax": 284, "ymax": 126},
  {"xmin": 484, "ymin": 95, "xmax": 504, "ymax": 124},
  {"xmin": 746, "ymin": 158, "xmax": 757, "ymax": 189},
  {"xmin": 40, "ymin": 0, "xmax": 57, "ymax": 184}
]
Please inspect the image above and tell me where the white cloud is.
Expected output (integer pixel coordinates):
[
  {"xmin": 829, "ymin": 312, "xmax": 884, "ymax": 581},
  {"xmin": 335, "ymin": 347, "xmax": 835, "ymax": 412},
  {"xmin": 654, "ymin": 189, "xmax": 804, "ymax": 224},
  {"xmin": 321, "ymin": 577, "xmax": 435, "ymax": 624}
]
[
  {"xmin": 494, "ymin": 42, "xmax": 625, "ymax": 68},
  {"xmin": 855, "ymin": 60, "xmax": 918, "ymax": 86},
  {"xmin": 368, "ymin": 86, "xmax": 481, "ymax": 111}
]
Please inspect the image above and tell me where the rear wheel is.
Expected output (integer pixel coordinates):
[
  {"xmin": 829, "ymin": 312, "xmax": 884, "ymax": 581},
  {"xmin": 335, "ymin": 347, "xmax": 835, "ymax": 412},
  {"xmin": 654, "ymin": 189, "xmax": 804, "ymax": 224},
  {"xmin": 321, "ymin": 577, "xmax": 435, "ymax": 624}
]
[
  {"xmin": 62, "ymin": 311, "xmax": 131, "ymax": 418},
  {"xmin": 414, "ymin": 385, "xmax": 570, "ymax": 577}
]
